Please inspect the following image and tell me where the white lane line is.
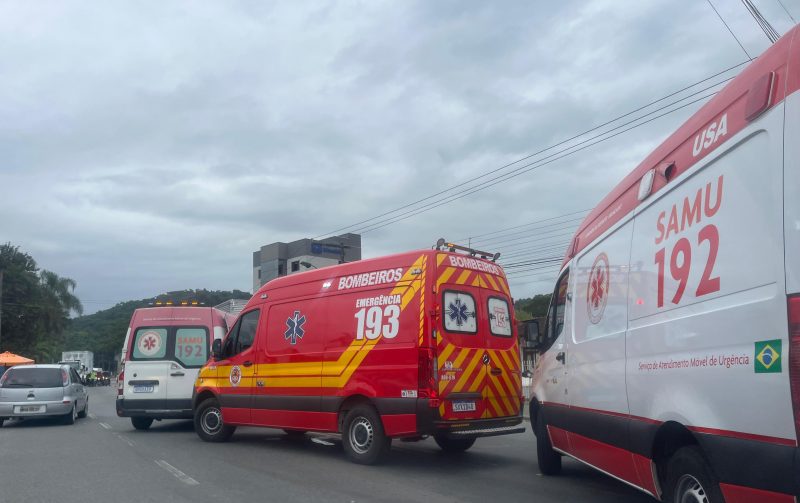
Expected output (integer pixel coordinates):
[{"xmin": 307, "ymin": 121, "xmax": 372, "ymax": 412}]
[
  {"xmin": 99, "ymin": 422, "xmax": 111, "ymax": 430},
  {"xmin": 155, "ymin": 459, "xmax": 199, "ymax": 486},
  {"xmin": 311, "ymin": 437, "xmax": 335, "ymax": 446},
  {"xmin": 113, "ymin": 433, "xmax": 135, "ymax": 447},
  {"xmin": 88, "ymin": 413, "xmax": 96, "ymax": 419}
]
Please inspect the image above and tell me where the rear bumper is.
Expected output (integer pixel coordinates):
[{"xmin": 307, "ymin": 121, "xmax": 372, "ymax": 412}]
[
  {"xmin": 0, "ymin": 401, "xmax": 73, "ymax": 418},
  {"xmin": 415, "ymin": 399, "xmax": 525, "ymax": 438},
  {"xmin": 116, "ymin": 398, "xmax": 192, "ymax": 419}
]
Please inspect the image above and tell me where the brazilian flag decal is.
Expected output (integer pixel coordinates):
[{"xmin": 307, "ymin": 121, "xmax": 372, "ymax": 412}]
[{"xmin": 754, "ymin": 340, "xmax": 782, "ymax": 374}]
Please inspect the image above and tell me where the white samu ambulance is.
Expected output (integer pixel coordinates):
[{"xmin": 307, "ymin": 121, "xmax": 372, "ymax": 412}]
[{"xmin": 526, "ymin": 26, "xmax": 800, "ymax": 503}]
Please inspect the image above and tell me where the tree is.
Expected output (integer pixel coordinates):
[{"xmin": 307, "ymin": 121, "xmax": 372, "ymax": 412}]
[
  {"xmin": 514, "ymin": 294, "xmax": 552, "ymax": 321},
  {"xmin": 0, "ymin": 243, "xmax": 83, "ymax": 361}
]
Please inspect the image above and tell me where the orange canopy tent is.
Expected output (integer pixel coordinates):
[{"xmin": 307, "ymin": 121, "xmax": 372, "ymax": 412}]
[{"xmin": 0, "ymin": 352, "xmax": 34, "ymax": 366}]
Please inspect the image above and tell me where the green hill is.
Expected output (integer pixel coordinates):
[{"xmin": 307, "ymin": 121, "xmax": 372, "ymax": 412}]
[{"xmin": 64, "ymin": 289, "xmax": 251, "ymax": 370}]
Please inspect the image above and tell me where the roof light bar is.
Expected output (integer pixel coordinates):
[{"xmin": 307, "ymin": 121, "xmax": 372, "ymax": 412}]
[{"xmin": 435, "ymin": 238, "xmax": 501, "ymax": 262}]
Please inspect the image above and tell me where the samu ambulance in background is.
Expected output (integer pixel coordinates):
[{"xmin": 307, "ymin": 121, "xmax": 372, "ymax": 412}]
[
  {"xmin": 527, "ymin": 25, "xmax": 800, "ymax": 503},
  {"xmin": 116, "ymin": 303, "xmax": 236, "ymax": 430},
  {"xmin": 193, "ymin": 242, "xmax": 524, "ymax": 464}
]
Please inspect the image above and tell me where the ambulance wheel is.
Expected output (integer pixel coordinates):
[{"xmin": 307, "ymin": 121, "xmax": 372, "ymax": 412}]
[
  {"xmin": 342, "ymin": 405, "xmax": 391, "ymax": 465},
  {"xmin": 131, "ymin": 417, "xmax": 153, "ymax": 430},
  {"xmin": 195, "ymin": 398, "xmax": 236, "ymax": 442},
  {"xmin": 535, "ymin": 412, "xmax": 562, "ymax": 475},
  {"xmin": 434, "ymin": 435, "xmax": 476, "ymax": 453},
  {"xmin": 665, "ymin": 446, "xmax": 723, "ymax": 503}
]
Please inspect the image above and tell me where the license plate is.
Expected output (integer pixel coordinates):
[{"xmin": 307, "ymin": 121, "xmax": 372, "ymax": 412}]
[
  {"xmin": 133, "ymin": 385, "xmax": 154, "ymax": 393},
  {"xmin": 15, "ymin": 405, "xmax": 44, "ymax": 414},
  {"xmin": 452, "ymin": 400, "xmax": 476, "ymax": 412}
]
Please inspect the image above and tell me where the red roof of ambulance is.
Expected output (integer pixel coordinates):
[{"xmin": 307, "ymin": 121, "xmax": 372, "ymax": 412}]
[{"xmin": 563, "ymin": 25, "xmax": 800, "ymax": 267}]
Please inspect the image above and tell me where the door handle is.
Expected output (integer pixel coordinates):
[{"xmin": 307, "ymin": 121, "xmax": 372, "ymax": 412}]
[
  {"xmin": 170, "ymin": 372, "xmax": 185, "ymax": 377},
  {"xmin": 490, "ymin": 368, "xmax": 502, "ymax": 376},
  {"xmin": 556, "ymin": 352, "xmax": 566, "ymax": 364},
  {"xmin": 243, "ymin": 361, "xmax": 253, "ymax": 367}
]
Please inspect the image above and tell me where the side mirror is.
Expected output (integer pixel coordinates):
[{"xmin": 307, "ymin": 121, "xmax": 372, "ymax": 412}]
[
  {"xmin": 520, "ymin": 320, "xmax": 541, "ymax": 350},
  {"xmin": 212, "ymin": 339, "xmax": 222, "ymax": 360},
  {"xmin": 521, "ymin": 370, "xmax": 532, "ymax": 378}
]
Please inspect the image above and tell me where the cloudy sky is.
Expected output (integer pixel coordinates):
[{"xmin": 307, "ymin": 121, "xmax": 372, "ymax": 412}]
[{"xmin": 0, "ymin": 0, "xmax": 796, "ymax": 314}]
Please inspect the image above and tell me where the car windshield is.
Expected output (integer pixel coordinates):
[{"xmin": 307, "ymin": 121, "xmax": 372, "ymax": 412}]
[{"xmin": 2, "ymin": 368, "xmax": 63, "ymax": 388}]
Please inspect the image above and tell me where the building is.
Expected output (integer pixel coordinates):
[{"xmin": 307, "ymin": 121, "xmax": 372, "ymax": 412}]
[{"xmin": 252, "ymin": 233, "xmax": 361, "ymax": 291}]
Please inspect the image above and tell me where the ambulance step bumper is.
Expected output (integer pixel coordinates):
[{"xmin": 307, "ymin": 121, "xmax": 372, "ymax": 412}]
[{"xmin": 447, "ymin": 424, "xmax": 526, "ymax": 438}]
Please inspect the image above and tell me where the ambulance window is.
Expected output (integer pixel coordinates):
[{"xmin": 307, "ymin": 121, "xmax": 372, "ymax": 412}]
[
  {"xmin": 544, "ymin": 270, "xmax": 570, "ymax": 345},
  {"xmin": 235, "ymin": 310, "xmax": 259, "ymax": 354},
  {"xmin": 174, "ymin": 327, "xmax": 208, "ymax": 368},
  {"xmin": 131, "ymin": 328, "xmax": 168, "ymax": 360},
  {"xmin": 488, "ymin": 297, "xmax": 512, "ymax": 337},
  {"xmin": 443, "ymin": 291, "xmax": 477, "ymax": 334}
]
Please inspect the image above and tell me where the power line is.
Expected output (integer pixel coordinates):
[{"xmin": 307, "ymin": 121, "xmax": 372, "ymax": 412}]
[
  {"xmin": 499, "ymin": 241, "xmax": 573, "ymax": 261},
  {"xmin": 315, "ymin": 61, "xmax": 747, "ymax": 239},
  {"xmin": 455, "ymin": 208, "xmax": 591, "ymax": 243},
  {"xmin": 471, "ymin": 217, "xmax": 584, "ymax": 247},
  {"xmin": 354, "ymin": 89, "xmax": 725, "ymax": 235},
  {"xmin": 706, "ymin": 0, "xmax": 754, "ymax": 60},
  {"xmin": 741, "ymin": 0, "xmax": 780, "ymax": 43},
  {"xmin": 776, "ymin": 0, "xmax": 796, "ymax": 23}
]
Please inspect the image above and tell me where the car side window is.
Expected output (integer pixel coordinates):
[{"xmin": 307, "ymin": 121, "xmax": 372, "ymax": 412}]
[
  {"xmin": 235, "ymin": 310, "xmax": 259, "ymax": 354},
  {"xmin": 70, "ymin": 368, "xmax": 81, "ymax": 384},
  {"xmin": 543, "ymin": 269, "xmax": 570, "ymax": 348},
  {"xmin": 222, "ymin": 309, "xmax": 260, "ymax": 359}
]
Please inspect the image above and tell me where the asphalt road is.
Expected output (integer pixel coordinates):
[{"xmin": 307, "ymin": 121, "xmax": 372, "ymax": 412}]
[{"xmin": 0, "ymin": 387, "xmax": 653, "ymax": 503}]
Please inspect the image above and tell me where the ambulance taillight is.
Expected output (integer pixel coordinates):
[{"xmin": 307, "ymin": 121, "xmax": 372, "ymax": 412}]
[
  {"xmin": 418, "ymin": 347, "xmax": 439, "ymax": 406},
  {"xmin": 788, "ymin": 295, "xmax": 800, "ymax": 440}
]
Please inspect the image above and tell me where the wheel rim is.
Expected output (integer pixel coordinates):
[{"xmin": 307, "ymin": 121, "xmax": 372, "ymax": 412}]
[
  {"xmin": 201, "ymin": 406, "xmax": 223, "ymax": 436},
  {"xmin": 675, "ymin": 474, "xmax": 709, "ymax": 503},
  {"xmin": 349, "ymin": 417, "xmax": 374, "ymax": 454}
]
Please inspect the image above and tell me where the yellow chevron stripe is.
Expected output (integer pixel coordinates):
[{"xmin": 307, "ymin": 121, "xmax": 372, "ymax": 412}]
[
  {"xmin": 455, "ymin": 269, "xmax": 472, "ymax": 285},
  {"xmin": 438, "ymin": 343, "xmax": 456, "ymax": 367},
  {"xmin": 452, "ymin": 347, "xmax": 471, "ymax": 369},
  {"xmin": 453, "ymin": 352, "xmax": 482, "ymax": 391},
  {"xmin": 437, "ymin": 267, "xmax": 456, "ymax": 288},
  {"xmin": 484, "ymin": 274, "xmax": 499, "ymax": 291},
  {"xmin": 437, "ymin": 253, "xmax": 447, "ymax": 266}
]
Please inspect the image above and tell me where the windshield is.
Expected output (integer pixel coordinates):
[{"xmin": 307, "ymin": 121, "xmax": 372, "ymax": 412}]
[{"xmin": 1, "ymin": 368, "xmax": 64, "ymax": 388}]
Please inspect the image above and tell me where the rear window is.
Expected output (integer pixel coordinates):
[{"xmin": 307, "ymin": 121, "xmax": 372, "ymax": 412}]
[
  {"xmin": 175, "ymin": 328, "xmax": 208, "ymax": 367},
  {"xmin": 1, "ymin": 368, "xmax": 65, "ymax": 388},
  {"xmin": 132, "ymin": 328, "xmax": 168, "ymax": 359},
  {"xmin": 488, "ymin": 297, "xmax": 512, "ymax": 337},
  {"xmin": 129, "ymin": 326, "xmax": 210, "ymax": 368},
  {"xmin": 443, "ymin": 290, "xmax": 477, "ymax": 334}
]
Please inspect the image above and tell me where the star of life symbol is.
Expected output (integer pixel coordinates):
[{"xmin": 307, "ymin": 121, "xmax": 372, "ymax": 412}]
[
  {"xmin": 285, "ymin": 311, "xmax": 306, "ymax": 345},
  {"xmin": 447, "ymin": 298, "xmax": 474, "ymax": 327},
  {"xmin": 587, "ymin": 252, "xmax": 610, "ymax": 324},
  {"xmin": 138, "ymin": 330, "xmax": 162, "ymax": 356}
]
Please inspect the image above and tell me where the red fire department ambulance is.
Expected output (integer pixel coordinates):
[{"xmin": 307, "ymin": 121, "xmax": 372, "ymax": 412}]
[
  {"xmin": 527, "ymin": 25, "xmax": 800, "ymax": 503},
  {"xmin": 193, "ymin": 243, "xmax": 524, "ymax": 464}
]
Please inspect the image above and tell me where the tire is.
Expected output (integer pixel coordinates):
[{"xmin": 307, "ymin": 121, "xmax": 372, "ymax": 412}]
[
  {"xmin": 0, "ymin": 418, "xmax": 5, "ymax": 428},
  {"xmin": 535, "ymin": 411, "xmax": 562, "ymax": 475},
  {"xmin": 131, "ymin": 417, "xmax": 154, "ymax": 430},
  {"xmin": 63, "ymin": 405, "xmax": 77, "ymax": 425},
  {"xmin": 434, "ymin": 435, "xmax": 476, "ymax": 453},
  {"xmin": 194, "ymin": 398, "xmax": 235, "ymax": 442},
  {"xmin": 665, "ymin": 446, "xmax": 724, "ymax": 503},
  {"xmin": 341, "ymin": 405, "xmax": 391, "ymax": 465},
  {"xmin": 78, "ymin": 399, "xmax": 88, "ymax": 419}
]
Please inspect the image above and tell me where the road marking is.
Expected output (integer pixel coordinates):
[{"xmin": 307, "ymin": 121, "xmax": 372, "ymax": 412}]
[
  {"xmin": 88, "ymin": 413, "xmax": 96, "ymax": 419},
  {"xmin": 114, "ymin": 433, "xmax": 135, "ymax": 447},
  {"xmin": 311, "ymin": 437, "xmax": 335, "ymax": 446},
  {"xmin": 155, "ymin": 460, "xmax": 199, "ymax": 486},
  {"xmin": 99, "ymin": 422, "xmax": 111, "ymax": 430}
]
